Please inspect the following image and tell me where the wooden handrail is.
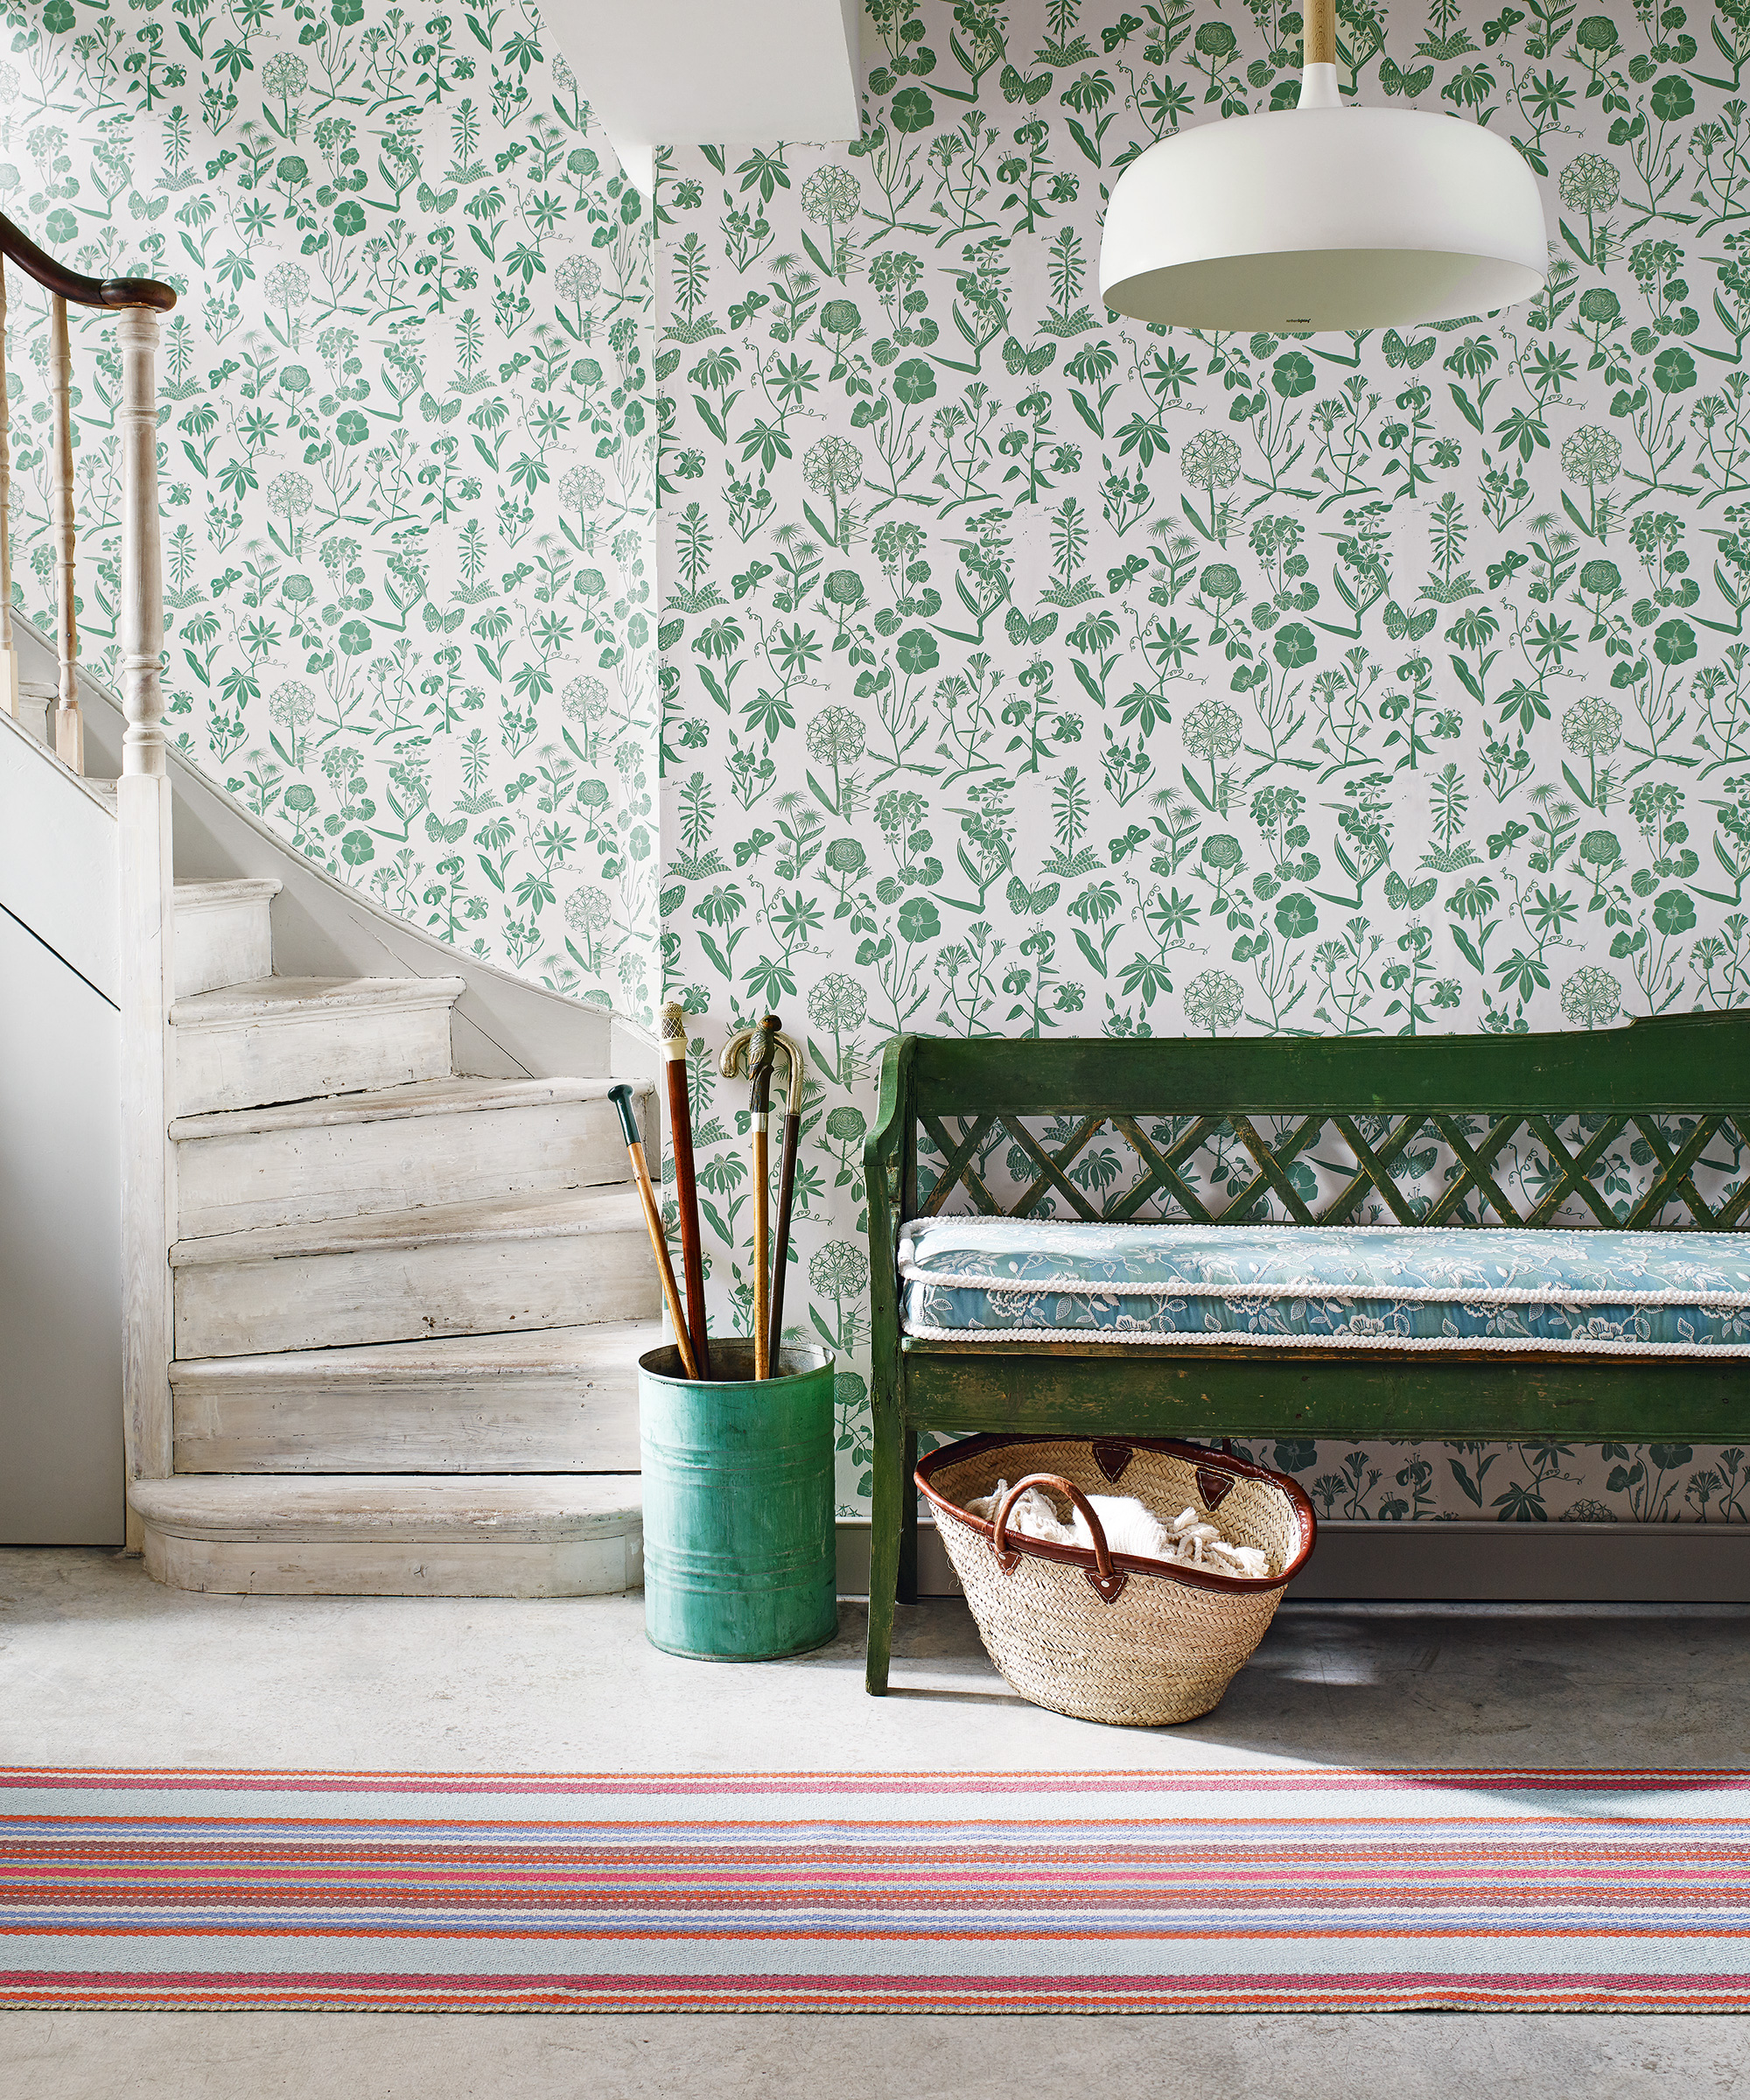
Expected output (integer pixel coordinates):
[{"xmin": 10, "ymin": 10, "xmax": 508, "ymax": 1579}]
[
  {"xmin": 0, "ymin": 209, "xmax": 175, "ymax": 313},
  {"xmin": 0, "ymin": 214, "xmax": 174, "ymax": 766}
]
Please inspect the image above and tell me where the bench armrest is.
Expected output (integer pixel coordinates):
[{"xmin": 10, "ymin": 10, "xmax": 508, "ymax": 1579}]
[{"xmin": 865, "ymin": 1035, "xmax": 915, "ymax": 1394}]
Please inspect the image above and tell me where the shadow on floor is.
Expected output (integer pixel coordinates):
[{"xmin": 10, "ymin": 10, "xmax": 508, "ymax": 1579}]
[{"xmin": 791, "ymin": 1593, "xmax": 1750, "ymax": 1768}]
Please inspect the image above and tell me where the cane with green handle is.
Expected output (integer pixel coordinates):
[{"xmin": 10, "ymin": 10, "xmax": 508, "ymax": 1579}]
[{"xmin": 609, "ymin": 1082, "xmax": 698, "ymax": 1382}]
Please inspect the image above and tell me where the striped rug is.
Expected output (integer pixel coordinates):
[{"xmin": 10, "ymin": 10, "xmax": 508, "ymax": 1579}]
[{"xmin": 2, "ymin": 1767, "xmax": 1746, "ymax": 2012}]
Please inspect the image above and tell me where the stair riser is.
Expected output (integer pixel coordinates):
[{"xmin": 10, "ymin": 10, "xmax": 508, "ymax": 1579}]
[
  {"xmin": 174, "ymin": 1229, "xmax": 661, "ymax": 1357},
  {"xmin": 176, "ymin": 1098, "xmax": 635, "ymax": 1237},
  {"xmin": 172, "ymin": 1374, "xmax": 640, "ymax": 1472},
  {"xmin": 141, "ymin": 1529, "xmax": 642, "ymax": 1598},
  {"xmin": 174, "ymin": 897, "xmax": 274, "ymax": 999},
  {"xmin": 175, "ymin": 1001, "xmax": 454, "ymax": 1116}
]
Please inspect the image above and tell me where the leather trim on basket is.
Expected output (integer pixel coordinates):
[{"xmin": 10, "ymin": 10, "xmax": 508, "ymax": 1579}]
[
  {"xmin": 1196, "ymin": 1466, "xmax": 1236, "ymax": 1509},
  {"xmin": 991, "ymin": 1542, "xmax": 1021, "ymax": 1575},
  {"xmin": 1092, "ymin": 1439, "xmax": 1133, "ymax": 1484},
  {"xmin": 1084, "ymin": 1568, "xmax": 1128, "ymax": 1604},
  {"xmin": 913, "ymin": 1432, "xmax": 1318, "ymax": 1596}
]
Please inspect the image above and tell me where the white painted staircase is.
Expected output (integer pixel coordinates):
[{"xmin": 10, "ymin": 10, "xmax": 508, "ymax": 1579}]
[{"xmin": 127, "ymin": 877, "xmax": 662, "ymax": 1597}]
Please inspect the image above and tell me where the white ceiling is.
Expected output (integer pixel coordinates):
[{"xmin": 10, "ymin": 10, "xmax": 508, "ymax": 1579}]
[{"xmin": 541, "ymin": 0, "xmax": 864, "ymax": 194}]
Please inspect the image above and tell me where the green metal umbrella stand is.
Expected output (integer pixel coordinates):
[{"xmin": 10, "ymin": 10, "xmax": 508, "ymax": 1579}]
[{"xmin": 638, "ymin": 1340, "xmax": 839, "ymax": 1662}]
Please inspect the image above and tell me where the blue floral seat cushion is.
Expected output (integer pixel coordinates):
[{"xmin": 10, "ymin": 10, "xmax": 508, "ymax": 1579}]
[{"xmin": 898, "ymin": 1218, "xmax": 1750, "ymax": 1354}]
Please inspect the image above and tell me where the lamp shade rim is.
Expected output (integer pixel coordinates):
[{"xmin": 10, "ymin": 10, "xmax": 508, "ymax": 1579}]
[
  {"xmin": 1098, "ymin": 102, "xmax": 1548, "ymax": 332},
  {"xmin": 1101, "ymin": 250, "xmax": 1547, "ymax": 333}
]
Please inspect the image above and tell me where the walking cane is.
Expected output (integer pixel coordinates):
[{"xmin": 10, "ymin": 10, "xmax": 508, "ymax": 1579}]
[
  {"xmin": 720, "ymin": 1019, "xmax": 780, "ymax": 1381},
  {"xmin": 609, "ymin": 1083, "xmax": 698, "ymax": 1382},
  {"xmin": 659, "ymin": 1001, "xmax": 710, "ymax": 1380},
  {"xmin": 747, "ymin": 1017, "xmax": 780, "ymax": 1380},
  {"xmin": 766, "ymin": 1025, "xmax": 806, "ymax": 1380}
]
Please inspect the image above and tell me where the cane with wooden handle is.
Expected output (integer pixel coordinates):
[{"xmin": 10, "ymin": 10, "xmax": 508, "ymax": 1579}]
[
  {"xmin": 659, "ymin": 1001, "xmax": 710, "ymax": 1380},
  {"xmin": 718, "ymin": 1027, "xmax": 754, "ymax": 1207},
  {"xmin": 609, "ymin": 1082, "xmax": 698, "ymax": 1382},
  {"xmin": 766, "ymin": 1024, "xmax": 805, "ymax": 1380},
  {"xmin": 719, "ymin": 1021, "xmax": 779, "ymax": 1382}
]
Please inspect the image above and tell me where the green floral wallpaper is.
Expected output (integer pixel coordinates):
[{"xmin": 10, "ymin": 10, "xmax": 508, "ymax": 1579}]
[
  {"xmin": 5, "ymin": 0, "xmax": 659, "ymax": 1025},
  {"xmin": 9, "ymin": 0, "xmax": 1750, "ymax": 1526},
  {"xmin": 656, "ymin": 0, "xmax": 1750, "ymax": 1522}
]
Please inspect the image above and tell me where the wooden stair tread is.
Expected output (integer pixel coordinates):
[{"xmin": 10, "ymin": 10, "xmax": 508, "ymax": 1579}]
[
  {"xmin": 170, "ymin": 1073, "xmax": 644, "ymax": 1142},
  {"xmin": 129, "ymin": 1473, "xmax": 642, "ymax": 1542},
  {"xmin": 167, "ymin": 1320, "xmax": 653, "ymax": 1474},
  {"xmin": 173, "ymin": 877, "xmax": 283, "ymax": 911},
  {"xmin": 172, "ymin": 974, "xmax": 466, "ymax": 1024},
  {"xmin": 170, "ymin": 1183, "xmax": 646, "ymax": 1268},
  {"xmin": 169, "ymin": 1320, "xmax": 661, "ymax": 1388}
]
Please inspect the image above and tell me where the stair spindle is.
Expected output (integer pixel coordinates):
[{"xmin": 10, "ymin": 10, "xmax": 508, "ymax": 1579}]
[
  {"xmin": 49, "ymin": 290, "xmax": 79, "ymax": 774},
  {"xmin": 0, "ymin": 258, "xmax": 15, "ymax": 724}
]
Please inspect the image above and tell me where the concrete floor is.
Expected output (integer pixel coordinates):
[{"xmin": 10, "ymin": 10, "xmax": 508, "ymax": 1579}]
[{"xmin": 2, "ymin": 1549, "xmax": 1747, "ymax": 2096}]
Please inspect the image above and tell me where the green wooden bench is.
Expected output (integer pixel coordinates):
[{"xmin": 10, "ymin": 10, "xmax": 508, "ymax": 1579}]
[{"xmin": 862, "ymin": 1016, "xmax": 1750, "ymax": 1695}]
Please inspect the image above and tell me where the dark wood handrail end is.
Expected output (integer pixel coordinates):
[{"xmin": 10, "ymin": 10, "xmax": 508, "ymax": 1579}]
[
  {"xmin": 0, "ymin": 210, "xmax": 175, "ymax": 312},
  {"xmin": 95, "ymin": 276, "xmax": 178, "ymax": 312}
]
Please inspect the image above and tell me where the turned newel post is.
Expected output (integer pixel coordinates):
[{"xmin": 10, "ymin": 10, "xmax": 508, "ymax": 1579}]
[
  {"xmin": 116, "ymin": 303, "xmax": 165, "ymax": 777},
  {"xmin": 116, "ymin": 297, "xmax": 175, "ymax": 1535}
]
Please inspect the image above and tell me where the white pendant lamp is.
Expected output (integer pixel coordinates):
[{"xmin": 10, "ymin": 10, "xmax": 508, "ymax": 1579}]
[{"xmin": 1098, "ymin": 0, "xmax": 1546, "ymax": 332}]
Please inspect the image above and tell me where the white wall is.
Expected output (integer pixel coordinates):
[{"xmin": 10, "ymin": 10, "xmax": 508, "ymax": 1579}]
[{"xmin": 0, "ymin": 904, "xmax": 122, "ymax": 1544}]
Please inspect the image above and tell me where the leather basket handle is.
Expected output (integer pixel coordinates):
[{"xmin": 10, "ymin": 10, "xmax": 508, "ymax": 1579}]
[{"xmin": 990, "ymin": 1473, "xmax": 1127, "ymax": 1603}]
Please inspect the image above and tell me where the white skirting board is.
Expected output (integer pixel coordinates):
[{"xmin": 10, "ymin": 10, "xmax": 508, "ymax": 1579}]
[{"xmin": 835, "ymin": 1520, "xmax": 1750, "ymax": 1603}]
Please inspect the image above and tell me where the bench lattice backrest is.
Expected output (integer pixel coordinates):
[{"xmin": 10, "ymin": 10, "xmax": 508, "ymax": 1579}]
[
  {"xmin": 888, "ymin": 1018, "xmax": 1750, "ymax": 1235},
  {"xmin": 917, "ymin": 1106, "xmax": 1750, "ymax": 1231}
]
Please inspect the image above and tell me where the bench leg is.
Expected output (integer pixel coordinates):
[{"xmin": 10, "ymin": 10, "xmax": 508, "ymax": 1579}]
[
  {"xmin": 898, "ymin": 1429, "xmax": 919, "ymax": 1606},
  {"xmin": 865, "ymin": 1394, "xmax": 904, "ymax": 1696}
]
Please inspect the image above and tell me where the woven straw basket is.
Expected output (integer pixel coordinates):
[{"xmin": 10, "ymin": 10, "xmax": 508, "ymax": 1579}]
[{"xmin": 916, "ymin": 1434, "xmax": 1317, "ymax": 1727}]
